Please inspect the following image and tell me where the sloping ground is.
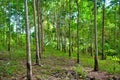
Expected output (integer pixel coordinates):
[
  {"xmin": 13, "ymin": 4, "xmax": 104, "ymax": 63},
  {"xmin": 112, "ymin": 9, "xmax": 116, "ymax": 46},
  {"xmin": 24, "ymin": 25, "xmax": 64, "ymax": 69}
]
[
  {"xmin": 0, "ymin": 51, "xmax": 120, "ymax": 80},
  {"xmin": 84, "ymin": 67, "xmax": 120, "ymax": 80}
]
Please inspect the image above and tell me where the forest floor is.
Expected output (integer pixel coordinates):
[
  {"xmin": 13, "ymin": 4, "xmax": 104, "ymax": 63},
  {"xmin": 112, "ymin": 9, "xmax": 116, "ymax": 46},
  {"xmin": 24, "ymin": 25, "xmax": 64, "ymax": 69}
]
[{"xmin": 0, "ymin": 47, "xmax": 120, "ymax": 80}]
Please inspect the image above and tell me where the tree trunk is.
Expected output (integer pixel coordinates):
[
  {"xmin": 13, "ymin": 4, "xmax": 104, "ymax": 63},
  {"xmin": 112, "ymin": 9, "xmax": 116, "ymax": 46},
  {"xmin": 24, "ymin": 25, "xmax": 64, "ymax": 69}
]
[
  {"xmin": 8, "ymin": 0, "xmax": 11, "ymax": 52},
  {"xmin": 114, "ymin": 7, "xmax": 117, "ymax": 51},
  {"xmin": 15, "ymin": 0, "xmax": 18, "ymax": 48},
  {"xmin": 56, "ymin": 23, "xmax": 60, "ymax": 50},
  {"xmin": 62, "ymin": 27, "xmax": 66, "ymax": 52},
  {"xmin": 37, "ymin": 0, "xmax": 41, "ymax": 58},
  {"xmin": 55, "ymin": 6, "xmax": 60, "ymax": 50},
  {"xmin": 39, "ymin": 3, "xmax": 45, "ymax": 53},
  {"xmin": 24, "ymin": 0, "xmax": 32, "ymax": 79},
  {"xmin": 76, "ymin": 0, "xmax": 80, "ymax": 63},
  {"xmin": 62, "ymin": 2, "xmax": 66, "ymax": 53},
  {"xmin": 33, "ymin": 0, "xmax": 40, "ymax": 65},
  {"xmin": 90, "ymin": 13, "xmax": 93, "ymax": 56},
  {"xmin": 101, "ymin": 0, "xmax": 105, "ymax": 60},
  {"xmin": 69, "ymin": 0, "xmax": 72, "ymax": 57},
  {"xmin": 94, "ymin": 0, "xmax": 99, "ymax": 71}
]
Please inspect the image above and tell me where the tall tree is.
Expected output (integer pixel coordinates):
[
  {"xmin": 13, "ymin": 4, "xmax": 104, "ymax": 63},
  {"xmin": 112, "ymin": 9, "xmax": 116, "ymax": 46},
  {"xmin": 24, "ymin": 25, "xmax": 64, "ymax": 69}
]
[
  {"xmin": 37, "ymin": 0, "xmax": 41, "ymax": 58},
  {"xmin": 62, "ymin": 4, "xmax": 66, "ymax": 52},
  {"xmin": 76, "ymin": 0, "xmax": 80, "ymax": 63},
  {"xmin": 69, "ymin": 0, "xmax": 72, "ymax": 57},
  {"xmin": 55, "ymin": 3, "xmax": 60, "ymax": 50},
  {"xmin": 8, "ymin": 0, "xmax": 11, "ymax": 52},
  {"xmin": 33, "ymin": 0, "xmax": 40, "ymax": 65},
  {"xmin": 114, "ymin": 7, "xmax": 117, "ymax": 51},
  {"xmin": 101, "ymin": 0, "xmax": 105, "ymax": 60},
  {"xmin": 94, "ymin": 0, "xmax": 99, "ymax": 71},
  {"xmin": 39, "ymin": 0, "xmax": 45, "ymax": 53},
  {"xmin": 24, "ymin": 0, "xmax": 32, "ymax": 79},
  {"xmin": 90, "ymin": 12, "xmax": 93, "ymax": 56}
]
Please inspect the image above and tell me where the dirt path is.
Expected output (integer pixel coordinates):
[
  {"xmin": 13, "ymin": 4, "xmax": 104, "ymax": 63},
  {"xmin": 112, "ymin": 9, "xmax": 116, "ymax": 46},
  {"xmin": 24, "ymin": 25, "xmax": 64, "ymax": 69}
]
[
  {"xmin": 25, "ymin": 55, "xmax": 120, "ymax": 80},
  {"xmin": 0, "ymin": 52, "xmax": 120, "ymax": 80}
]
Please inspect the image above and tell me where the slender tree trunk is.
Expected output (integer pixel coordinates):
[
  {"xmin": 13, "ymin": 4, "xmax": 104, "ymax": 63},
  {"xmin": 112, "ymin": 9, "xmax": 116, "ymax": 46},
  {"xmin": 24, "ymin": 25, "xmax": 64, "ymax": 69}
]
[
  {"xmin": 63, "ymin": 27, "xmax": 66, "ymax": 52},
  {"xmin": 39, "ymin": 3, "xmax": 45, "ymax": 53},
  {"xmin": 76, "ymin": 0, "xmax": 80, "ymax": 63},
  {"xmin": 24, "ymin": 0, "xmax": 32, "ymax": 79},
  {"xmin": 3, "ymin": 29, "xmax": 5, "ymax": 47},
  {"xmin": 55, "ymin": 6, "xmax": 60, "ymax": 50},
  {"xmin": 37, "ymin": 0, "xmax": 41, "ymax": 58},
  {"xmin": 86, "ymin": 26, "xmax": 88, "ymax": 54},
  {"xmin": 69, "ymin": 0, "xmax": 72, "ymax": 57},
  {"xmin": 33, "ymin": 0, "xmax": 40, "ymax": 65},
  {"xmin": 90, "ymin": 13, "xmax": 93, "ymax": 56},
  {"xmin": 114, "ymin": 7, "xmax": 117, "ymax": 51},
  {"xmin": 101, "ymin": 0, "xmax": 105, "ymax": 60},
  {"xmin": 62, "ymin": 3, "xmax": 66, "ymax": 52},
  {"xmin": 8, "ymin": 0, "xmax": 11, "ymax": 52},
  {"xmin": 94, "ymin": 0, "xmax": 99, "ymax": 71},
  {"xmin": 15, "ymin": 0, "xmax": 18, "ymax": 48},
  {"xmin": 20, "ymin": 28, "xmax": 22, "ymax": 48},
  {"xmin": 16, "ymin": 0, "xmax": 20, "ymax": 48},
  {"xmin": 56, "ymin": 23, "xmax": 60, "ymax": 50},
  {"xmin": 71, "ymin": 33, "xmax": 74, "ymax": 52}
]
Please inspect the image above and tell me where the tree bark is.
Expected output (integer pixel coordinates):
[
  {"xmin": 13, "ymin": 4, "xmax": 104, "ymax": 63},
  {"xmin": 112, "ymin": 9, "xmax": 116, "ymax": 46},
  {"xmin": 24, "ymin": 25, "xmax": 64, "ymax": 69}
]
[
  {"xmin": 33, "ymin": 0, "xmax": 40, "ymax": 65},
  {"xmin": 39, "ymin": 1, "xmax": 45, "ymax": 53},
  {"xmin": 69, "ymin": 0, "xmax": 72, "ymax": 57},
  {"xmin": 94, "ymin": 0, "xmax": 99, "ymax": 71},
  {"xmin": 8, "ymin": 0, "xmax": 11, "ymax": 52},
  {"xmin": 101, "ymin": 0, "xmax": 105, "ymax": 60},
  {"xmin": 55, "ymin": 6, "xmax": 60, "ymax": 50},
  {"xmin": 56, "ymin": 22, "xmax": 60, "ymax": 50},
  {"xmin": 90, "ymin": 13, "xmax": 93, "ymax": 56},
  {"xmin": 114, "ymin": 7, "xmax": 117, "ymax": 51},
  {"xmin": 62, "ymin": 2, "xmax": 66, "ymax": 52},
  {"xmin": 37, "ymin": 0, "xmax": 41, "ymax": 58},
  {"xmin": 24, "ymin": 0, "xmax": 32, "ymax": 79},
  {"xmin": 76, "ymin": 0, "xmax": 80, "ymax": 63}
]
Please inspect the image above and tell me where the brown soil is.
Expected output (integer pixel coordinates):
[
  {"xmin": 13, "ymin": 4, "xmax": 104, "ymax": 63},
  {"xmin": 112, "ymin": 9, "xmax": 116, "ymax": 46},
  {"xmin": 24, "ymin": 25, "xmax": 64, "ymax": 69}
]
[{"xmin": 0, "ymin": 52, "xmax": 120, "ymax": 80}]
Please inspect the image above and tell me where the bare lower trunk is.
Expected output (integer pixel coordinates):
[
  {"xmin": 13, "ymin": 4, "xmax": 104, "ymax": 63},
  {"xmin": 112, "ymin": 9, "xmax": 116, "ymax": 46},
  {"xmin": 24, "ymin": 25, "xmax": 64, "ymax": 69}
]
[
  {"xmin": 37, "ymin": 0, "xmax": 41, "ymax": 58},
  {"xmin": 62, "ymin": 3, "xmax": 66, "ymax": 52},
  {"xmin": 69, "ymin": 0, "xmax": 72, "ymax": 57},
  {"xmin": 63, "ymin": 28, "xmax": 66, "ymax": 52},
  {"xmin": 8, "ymin": 0, "xmax": 11, "ymax": 52},
  {"xmin": 94, "ymin": 0, "xmax": 99, "ymax": 71},
  {"xmin": 40, "ymin": 8, "xmax": 44, "ymax": 53},
  {"xmin": 71, "ymin": 34, "xmax": 74, "ymax": 52},
  {"xmin": 101, "ymin": 0, "xmax": 105, "ymax": 60},
  {"xmin": 90, "ymin": 13, "xmax": 93, "ymax": 57},
  {"xmin": 24, "ymin": 0, "xmax": 32, "ymax": 79},
  {"xmin": 56, "ymin": 24, "xmax": 60, "ymax": 50},
  {"xmin": 33, "ymin": 0, "xmax": 40, "ymax": 65},
  {"xmin": 76, "ymin": 0, "xmax": 80, "ymax": 63},
  {"xmin": 114, "ymin": 9, "xmax": 117, "ymax": 50}
]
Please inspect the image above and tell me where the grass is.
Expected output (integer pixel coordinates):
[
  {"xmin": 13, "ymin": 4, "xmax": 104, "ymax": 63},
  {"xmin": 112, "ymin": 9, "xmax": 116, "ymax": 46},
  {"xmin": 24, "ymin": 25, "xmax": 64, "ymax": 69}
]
[
  {"xmin": 44, "ymin": 46, "xmax": 120, "ymax": 75},
  {"xmin": 0, "ymin": 46, "xmax": 120, "ymax": 79},
  {"xmin": 73, "ymin": 64, "xmax": 85, "ymax": 76},
  {"xmin": 0, "ymin": 48, "xmax": 27, "ymax": 78}
]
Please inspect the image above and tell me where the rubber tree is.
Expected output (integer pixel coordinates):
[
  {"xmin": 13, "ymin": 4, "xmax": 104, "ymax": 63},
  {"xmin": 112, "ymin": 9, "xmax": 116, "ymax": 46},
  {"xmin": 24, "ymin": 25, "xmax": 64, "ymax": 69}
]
[
  {"xmin": 37, "ymin": 0, "xmax": 41, "ymax": 58},
  {"xmin": 101, "ymin": 0, "xmax": 106, "ymax": 60},
  {"xmin": 76, "ymin": 0, "xmax": 80, "ymax": 63},
  {"xmin": 8, "ymin": 0, "xmax": 11, "ymax": 52},
  {"xmin": 69, "ymin": 0, "xmax": 72, "ymax": 57},
  {"xmin": 39, "ymin": 0, "xmax": 45, "ymax": 53},
  {"xmin": 62, "ymin": 1, "xmax": 66, "ymax": 52},
  {"xmin": 24, "ymin": 0, "xmax": 32, "ymax": 79},
  {"xmin": 94, "ymin": 0, "xmax": 99, "ymax": 71},
  {"xmin": 33, "ymin": 0, "xmax": 40, "ymax": 65}
]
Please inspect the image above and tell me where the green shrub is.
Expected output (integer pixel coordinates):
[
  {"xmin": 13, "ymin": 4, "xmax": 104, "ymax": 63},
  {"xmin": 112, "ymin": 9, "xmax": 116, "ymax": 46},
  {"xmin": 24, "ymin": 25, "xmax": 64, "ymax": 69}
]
[{"xmin": 105, "ymin": 49, "xmax": 117, "ymax": 56}]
